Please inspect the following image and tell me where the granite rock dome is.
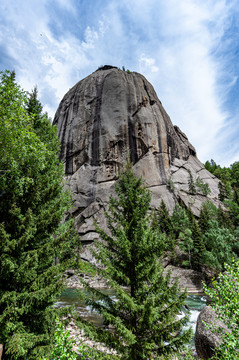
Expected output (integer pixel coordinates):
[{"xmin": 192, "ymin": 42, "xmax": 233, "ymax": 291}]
[{"xmin": 53, "ymin": 66, "xmax": 220, "ymax": 249}]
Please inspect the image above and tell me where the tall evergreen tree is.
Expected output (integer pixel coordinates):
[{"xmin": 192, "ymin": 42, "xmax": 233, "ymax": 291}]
[
  {"xmin": 0, "ymin": 70, "xmax": 78, "ymax": 359},
  {"xmin": 187, "ymin": 170, "xmax": 196, "ymax": 195},
  {"xmin": 217, "ymin": 205, "xmax": 234, "ymax": 232},
  {"xmin": 191, "ymin": 219, "xmax": 205, "ymax": 271},
  {"xmin": 198, "ymin": 202, "xmax": 211, "ymax": 233},
  {"xmin": 78, "ymin": 163, "xmax": 192, "ymax": 359},
  {"xmin": 171, "ymin": 204, "xmax": 190, "ymax": 239},
  {"xmin": 186, "ymin": 206, "xmax": 195, "ymax": 224},
  {"xmin": 153, "ymin": 200, "xmax": 175, "ymax": 252},
  {"xmin": 218, "ymin": 181, "xmax": 228, "ymax": 202},
  {"xmin": 157, "ymin": 200, "xmax": 173, "ymax": 235},
  {"xmin": 26, "ymin": 86, "xmax": 43, "ymax": 119}
]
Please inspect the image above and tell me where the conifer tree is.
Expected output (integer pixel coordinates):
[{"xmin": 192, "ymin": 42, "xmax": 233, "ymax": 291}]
[
  {"xmin": 26, "ymin": 86, "xmax": 43, "ymax": 120},
  {"xmin": 217, "ymin": 205, "xmax": 234, "ymax": 232},
  {"xmin": 218, "ymin": 181, "xmax": 228, "ymax": 202},
  {"xmin": 0, "ymin": 70, "xmax": 78, "ymax": 359},
  {"xmin": 186, "ymin": 206, "xmax": 195, "ymax": 224},
  {"xmin": 157, "ymin": 200, "xmax": 173, "ymax": 235},
  {"xmin": 202, "ymin": 219, "xmax": 237, "ymax": 271},
  {"xmin": 187, "ymin": 170, "xmax": 196, "ymax": 195},
  {"xmin": 191, "ymin": 219, "xmax": 205, "ymax": 271},
  {"xmin": 153, "ymin": 200, "xmax": 175, "ymax": 252},
  {"xmin": 171, "ymin": 204, "xmax": 190, "ymax": 238},
  {"xmin": 198, "ymin": 203, "xmax": 211, "ymax": 233},
  {"xmin": 78, "ymin": 163, "xmax": 192, "ymax": 359},
  {"xmin": 195, "ymin": 177, "xmax": 211, "ymax": 196}
]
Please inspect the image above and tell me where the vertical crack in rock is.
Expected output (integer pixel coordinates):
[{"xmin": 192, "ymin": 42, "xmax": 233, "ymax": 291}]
[
  {"xmin": 156, "ymin": 120, "xmax": 168, "ymax": 185},
  {"xmin": 128, "ymin": 115, "xmax": 139, "ymax": 165},
  {"xmin": 91, "ymin": 77, "xmax": 104, "ymax": 167}
]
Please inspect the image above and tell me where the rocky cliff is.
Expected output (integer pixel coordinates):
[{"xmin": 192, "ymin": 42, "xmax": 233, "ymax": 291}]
[{"xmin": 53, "ymin": 66, "xmax": 220, "ymax": 252}]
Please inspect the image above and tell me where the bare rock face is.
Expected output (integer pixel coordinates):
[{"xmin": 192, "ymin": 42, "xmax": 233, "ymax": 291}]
[
  {"xmin": 165, "ymin": 265, "xmax": 205, "ymax": 293},
  {"xmin": 53, "ymin": 66, "xmax": 220, "ymax": 247}
]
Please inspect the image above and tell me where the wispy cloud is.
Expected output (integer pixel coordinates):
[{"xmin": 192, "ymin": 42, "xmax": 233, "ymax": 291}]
[{"xmin": 0, "ymin": 0, "xmax": 238, "ymax": 165}]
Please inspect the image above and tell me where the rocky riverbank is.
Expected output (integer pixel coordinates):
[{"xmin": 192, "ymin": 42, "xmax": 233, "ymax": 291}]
[{"xmin": 65, "ymin": 265, "xmax": 205, "ymax": 293}]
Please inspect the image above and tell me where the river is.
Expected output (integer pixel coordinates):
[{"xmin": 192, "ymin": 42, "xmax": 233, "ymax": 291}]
[{"xmin": 56, "ymin": 288, "xmax": 206, "ymax": 335}]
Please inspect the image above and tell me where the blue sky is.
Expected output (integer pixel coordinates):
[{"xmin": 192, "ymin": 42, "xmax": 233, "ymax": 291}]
[{"xmin": 0, "ymin": 0, "xmax": 239, "ymax": 166}]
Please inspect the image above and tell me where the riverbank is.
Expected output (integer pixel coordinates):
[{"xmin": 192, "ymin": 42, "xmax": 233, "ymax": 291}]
[{"xmin": 65, "ymin": 265, "xmax": 205, "ymax": 294}]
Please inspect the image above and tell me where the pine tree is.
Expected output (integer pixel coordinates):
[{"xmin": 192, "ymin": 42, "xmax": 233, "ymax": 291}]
[
  {"xmin": 218, "ymin": 181, "xmax": 228, "ymax": 202},
  {"xmin": 195, "ymin": 177, "xmax": 211, "ymax": 196},
  {"xmin": 191, "ymin": 219, "xmax": 205, "ymax": 271},
  {"xmin": 153, "ymin": 200, "xmax": 175, "ymax": 252},
  {"xmin": 186, "ymin": 206, "xmax": 195, "ymax": 224},
  {"xmin": 157, "ymin": 200, "xmax": 173, "ymax": 234},
  {"xmin": 26, "ymin": 86, "xmax": 43, "ymax": 119},
  {"xmin": 217, "ymin": 205, "xmax": 234, "ymax": 232},
  {"xmin": 77, "ymin": 163, "xmax": 192, "ymax": 359},
  {"xmin": 0, "ymin": 70, "xmax": 78, "ymax": 359},
  {"xmin": 198, "ymin": 203, "xmax": 211, "ymax": 233},
  {"xmin": 172, "ymin": 204, "xmax": 190, "ymax": 238},
  {"xmin": 187, "ymin": 170, "xmax": 196, "ymax": 195}
]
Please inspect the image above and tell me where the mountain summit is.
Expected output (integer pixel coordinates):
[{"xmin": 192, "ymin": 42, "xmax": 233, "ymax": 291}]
[{"xmin": 53, "ymin": 66, "xmax": 220, "ymax": 246}]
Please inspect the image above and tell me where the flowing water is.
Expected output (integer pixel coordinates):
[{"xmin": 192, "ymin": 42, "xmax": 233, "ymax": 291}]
[{"xmin": 56, "ymin": 288, "xmax": 206, "ymax": 334}]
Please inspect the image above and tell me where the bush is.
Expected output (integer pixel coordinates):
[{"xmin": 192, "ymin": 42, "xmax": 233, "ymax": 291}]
[{"xmin": 42, "ymin": 319, "xmax": 93, "ymax": 360}]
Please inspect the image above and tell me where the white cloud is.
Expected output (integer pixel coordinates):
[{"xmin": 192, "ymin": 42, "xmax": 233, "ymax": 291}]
[
  {"xmin": 139, "ymin": 55, "xmax": 159, "ymax": 73},
  {"xmin": 0, "ymin": 0, "xmax": 238, "ymax": 165}
]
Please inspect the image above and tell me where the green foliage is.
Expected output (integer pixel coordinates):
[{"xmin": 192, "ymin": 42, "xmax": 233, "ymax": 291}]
[
  {"xmin": 195, "ymin": 177, "xmax": 211, "ymax": 196},
  {"xmin": 77, "ymin": 260, "xmax": 98, "ymax": 277},
  {"xmin": 217, "ymin": 205, "xmax": 234, "ymax": 232},
  {"xmin": 198, "ymin": 202, "xmax": 211, "ymax": 233},
  {"xmin": 203, "ymin": 260, "xmax": 239, "ymax": 359},
  {"xmin": 187, "ymin": 170, "xmax": 210, "ymax": 196},
  {"xmin": 187, "ymin": 170, "xmax": 196, "ymax": 195},
  {"xmin": 230, "ymin": 161, "xmax": 239, "ymax": 188},
  {"xmin": 167, "ymin": 176, "xmax": 175, "ymax": 191},
  {"xmin": 41, "ymin": 319, "xmax": 96, "ymax": 360},
  {"xmin": 171, "ymin": 204, "xmax": 190, "ymax": 238},
  {"xmin": 122, "ymin": 66, "xmax": 131, "ymax": 73},
  {"xmin": 0, "ymin": 70, "xmax": 78, "ymax": 359},
  {"xmin": 42, "ymin": 320, "xmax": 78, "ymax": 360},
  {"xmin": 157, "ymin": 201, "xmax": 173, "ymax": 234},
  {"xmin": 179, "ymin": 228, "xmax": 193, "ymax": 269},
  {"xmin": 190, "ymin": 220, "xmax": 205, "ymax": 271},
  {"xmin": 153, "ymin": 201, "xmax": 175, "ymax": 253},
  {"xmin": 204, "ymin": 159, "xmax": 231, "ymax": 183},
  {"xmin": 202, "ymin": 219, "xmax": 237, "ymax": 271},
  {"xmin": 171, "ymin": 205, "xmax": 193, "ymax": 268},
  {"xmin": 176, "ymin": 348, "xmax": 198, "ymax": 359},
  {"xmin": 77, "ymin": 163, "xmax": 192, "ymax": 359},
  {"xmin": 218, "ymin": 181, "xmax": 230, "ymax": 201}
]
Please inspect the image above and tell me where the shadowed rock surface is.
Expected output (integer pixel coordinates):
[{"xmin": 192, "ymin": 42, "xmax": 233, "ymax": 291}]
[{"xmin": 53, "ymin": 66, "xmax": 220, "ymax": 251}]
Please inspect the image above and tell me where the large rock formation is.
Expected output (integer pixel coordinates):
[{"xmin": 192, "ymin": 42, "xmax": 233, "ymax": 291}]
[{"xmin": 53, "ymin": 66, "xmax": 220, "ymax": 251}]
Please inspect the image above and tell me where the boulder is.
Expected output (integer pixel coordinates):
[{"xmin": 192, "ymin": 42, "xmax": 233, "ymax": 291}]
[
  {"xmin": 53, "ymin": 66, "xmax": 221, "ymax": 243},
  {"xmin": 195, "ymin": 306, "xmax": 229, "ymax": 359},
  {"xmin": 165, "ymin": 265, "xmax": 205, "ymax": 293}
]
